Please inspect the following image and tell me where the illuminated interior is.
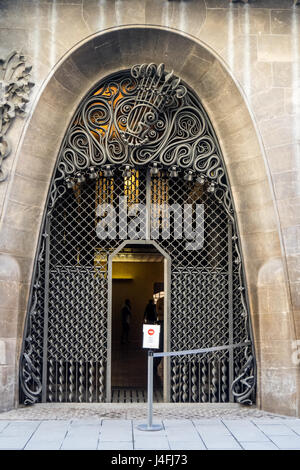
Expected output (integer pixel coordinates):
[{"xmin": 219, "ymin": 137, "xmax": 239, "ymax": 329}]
[{"xmin": 111, "ymin": 244, "xmax": 164, "ymax": 401}]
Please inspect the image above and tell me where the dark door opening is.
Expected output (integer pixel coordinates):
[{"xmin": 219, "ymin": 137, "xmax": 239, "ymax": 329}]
[{"xmin": 111, "ymin": 244, "xmax": 165, "ymax": 403}]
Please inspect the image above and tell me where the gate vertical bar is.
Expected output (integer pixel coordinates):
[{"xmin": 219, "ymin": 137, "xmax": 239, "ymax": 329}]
[
  {"xmin": 106, "ymin": 255, "xmax": 112, "ymax": 403},
  {"xmin": 228, "ymin": 220, "xmax": 234, "ymax": 402},
  {"xmin": 42, "ymin": 216, "xmax": 50, "ymax": 402},
  {"xmin": 164, "ymin": 256, "xmax": 171, "ymax": 403},
  {"xmin": 146, "ymin": 170, "xmax": 151, "ymax": 240}
]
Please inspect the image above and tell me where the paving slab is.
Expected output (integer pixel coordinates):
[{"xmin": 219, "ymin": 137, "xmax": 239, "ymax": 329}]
[
  {"xmin": 70, "ymin": 419, "xmax": 101, "ymax": 426},
  {"xmin": 240, "ymin": 441, "xmax": 279, "ymax": 450},
  {"xmin": 133, "ymin": 420, "xmax": 169, "ymax": 449},
  {"xmin": 281, "ymin": 420, "xmax": 300, "ymax": 435},
  {"xmin": 134, "ymin": 437, "xmax": 170, "ymax": 450},
  {"xmin": 98, "ymin": 441, "xmax": 134, "ymax": 450},
  {"xmin": 164, "ymin": 428, "xmax": 201, "ymax": 442},
  {"xmin": 163, "ymin": 419, "xmax": 200, "ymax": 442},
  {"xmin": 169, "ymin": 440, "xmax": 206, "ymax": 450},
  {"xmin": 60, "ymin": 421, "xmax": 101, "ymax": 450},
  {"xmin": 254, "ymin": 423, "xmax": 296, "ymax": 436},
  {"xmin": 250, "ymin": 418, "xmax": 290, "ymax": 425},
  {"xmin": 101, "ymin": 419, "xmax": 131, "ymax": 427},
  {"xmin": 163, "ymin": 419, "xmax": 195, "ymax": 427},
  {"xmin": 100, "ymin": 419, "xmax": 132, "ymax": 442},
  {"xmin": 0, "ymin": 421, "xmax": 41, "ymax": 450},
  {"xmin": 24, "ymin": 420, "xmax": 70, "ymax": 450},
  {"xmin": 0, "ymin": 421, "xmax": 10, "ymax": 433},
  {"xmin": 201, "ymin": 435, "xmax": 242, "ymax": 450},
  {"xmin": 222, "ymin": 419, "xmax": 270, "ymax": 442},
  {"xmin": 193, "ymin": 418, "xmax": 225, "ymax": 425},
  {"xmin": 25, "ymin": 441, "xmax": 63, "ymax": 450},
  {"xmin": 193, "ymin": 421, "xmax": 232, "ymax": 437},
  {"xmin": 267, "ymin": 435, "xmax": 300, "ymax": 450},
  {"xmin": 193, "ymin": 421, "xmax": 241, "ymax": 450}
]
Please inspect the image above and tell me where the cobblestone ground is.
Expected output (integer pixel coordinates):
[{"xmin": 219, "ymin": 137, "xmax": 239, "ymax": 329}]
[
  {"xmin": 1, "ymin": 404, "xmax": 300, "ymax": 450},
  {"xmin": 0, "ymin": 403, "xmax": 290, "ymax": 421}
]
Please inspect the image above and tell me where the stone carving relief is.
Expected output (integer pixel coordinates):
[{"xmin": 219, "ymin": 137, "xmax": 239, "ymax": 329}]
[{"xmin": 0, "ymin": 51, "xmax": 34, "ymax": 182}]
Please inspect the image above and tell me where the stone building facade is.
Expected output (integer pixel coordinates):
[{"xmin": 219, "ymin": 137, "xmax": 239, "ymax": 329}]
[{"xmin": 0, "ymin": 0, "xmax": 300, "ymax": 416}]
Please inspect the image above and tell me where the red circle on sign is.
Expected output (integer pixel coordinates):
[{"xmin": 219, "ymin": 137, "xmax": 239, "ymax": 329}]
[{"xmin": 148, "ymin": 329, "xmax": 155, "ymax": 336}]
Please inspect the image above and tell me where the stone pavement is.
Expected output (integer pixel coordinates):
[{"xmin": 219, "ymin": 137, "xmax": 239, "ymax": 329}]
[{"xmin": 0, "ymin": 404, "xmax": 300, "ymax": 450}]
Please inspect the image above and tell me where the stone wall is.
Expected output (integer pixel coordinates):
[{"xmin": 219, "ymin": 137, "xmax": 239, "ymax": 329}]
[{"xmin": 0, "ymin": 0, "xmax": 299, "ymax": 415}]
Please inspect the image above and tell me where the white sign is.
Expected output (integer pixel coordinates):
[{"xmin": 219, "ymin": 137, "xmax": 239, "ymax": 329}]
[{"xmin": 143, "ymin": 324, "xmax": 161, "ymax": 349}]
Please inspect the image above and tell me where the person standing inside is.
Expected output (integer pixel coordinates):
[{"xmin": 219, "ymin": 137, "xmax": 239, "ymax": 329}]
[
  {"xmin": 121, "ymin": 299, "xmax": 132, "ymax": 344},
  {"xmin": 143, "ymin": 299, "xmax": 157, "ymax": 324}
]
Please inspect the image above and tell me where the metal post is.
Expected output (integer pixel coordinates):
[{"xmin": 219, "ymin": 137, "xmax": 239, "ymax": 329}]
[
  {"xmin": 137, "ymin": 350, "xmax": 163, "ymax": 431},
  {"xmin": 148, "ymin": 350, "xmax": 153, "ymax": 428}
]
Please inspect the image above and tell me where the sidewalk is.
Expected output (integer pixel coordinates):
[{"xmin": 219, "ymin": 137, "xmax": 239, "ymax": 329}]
[{"xmin": 0, "ymin": 404, "xmax": 300, "ymax": 450}]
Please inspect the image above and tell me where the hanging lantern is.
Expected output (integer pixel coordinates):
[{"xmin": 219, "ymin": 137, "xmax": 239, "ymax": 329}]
[
  {"xmin": 169, "ymin": 166, "xmax": 179, "ymax": 178},
  {"xmin": 207, "ymin": 182, "xmax": 216, "ymax": 193},
  {"xmin": 76, "ymin": 172, "xmax": 85, "ymax": 184},
  {"xmin": 103, "ymin": 165, "xmax": 114, "ymax": 178},
  {"xmin": 88, "ymin": 166, "xmax": 98, "ymax": 180},
  {"xmin": 150, "ymin": 162, "xmax": 160, "ymax": 176},
  {"xmin": 122, "ymin": 164, "xmax": 133, "ymax": 179},
  {"xmin": 184, "ymin": 170, "xmax": 194, "ymax": 182},
  {"xmin": 197, "ymin": 174, "xmax": 206, "ymax": 185},
  {"xmin": 65, "ymin": 177, "xmax": 75, "ymax": 189}
]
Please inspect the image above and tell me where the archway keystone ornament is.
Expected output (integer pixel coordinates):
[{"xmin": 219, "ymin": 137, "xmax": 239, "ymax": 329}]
[{"xmin": 20, "ymin": 64, "xmax": 256, "ymax": 406}]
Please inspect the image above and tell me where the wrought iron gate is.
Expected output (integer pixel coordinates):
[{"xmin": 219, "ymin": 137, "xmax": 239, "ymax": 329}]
[{"xmin": 20, "ymin": 64, "xmax": 256, "ymax": 405}]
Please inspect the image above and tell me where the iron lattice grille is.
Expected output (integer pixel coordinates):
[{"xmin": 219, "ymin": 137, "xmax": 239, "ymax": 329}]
[
  {"xmin": 170, "ymin": 271, "xmax": 231, "ymax": 403},
  {"xmin": 30, "ymin": 168, "xmax": 249, "ymax": 404},
  {"xmin": 149, "ymin": 172, "xmax": 248, "ymax": 403},
  {"xmin": 43, "ymin": 170, "xmax": 147, "ymax": 403},
  {"xmin": 47, "ymin": 268, "xmax": 107, "ymax": 403},
  {"xmin": 20, "ymin": 64, "xmax": 256, "ymax": 406},
  {"xmin": 150, "ymin": 172, "xmax": 230, "ymax": 269}
]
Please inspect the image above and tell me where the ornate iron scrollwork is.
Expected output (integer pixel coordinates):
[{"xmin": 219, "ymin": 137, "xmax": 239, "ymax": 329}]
[
  {"xmin": 231, "ymin": 354, "xmax": 256, "ymax": 405},
  {"xmin": 0, "ymin": 51, "xmax": 34, "ymax": 182},
  {"xmin": 121, "ymin": 63, "xmax": 187, "ymax": 146},
  {"xmin": 20, "ymin": 64, "xmax": 256, "ymax": 405},
  {"xmin": 58, "ymin": 65, "xmax": 226, "ymax": 183}
]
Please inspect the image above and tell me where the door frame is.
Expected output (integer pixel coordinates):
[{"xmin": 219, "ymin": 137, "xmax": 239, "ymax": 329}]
[{"xmin": 106, "ymin": 239, "xmax": 171, "ymax": 402}]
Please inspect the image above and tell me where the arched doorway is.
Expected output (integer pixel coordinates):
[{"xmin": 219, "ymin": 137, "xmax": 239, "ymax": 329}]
[
  {"xmin": 109, "ymin": 241, "xmax": 169, "ymax": 403},
  {"xmin": 19, "ymin": 64, "xmax": 256, "ymax": 405}
]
